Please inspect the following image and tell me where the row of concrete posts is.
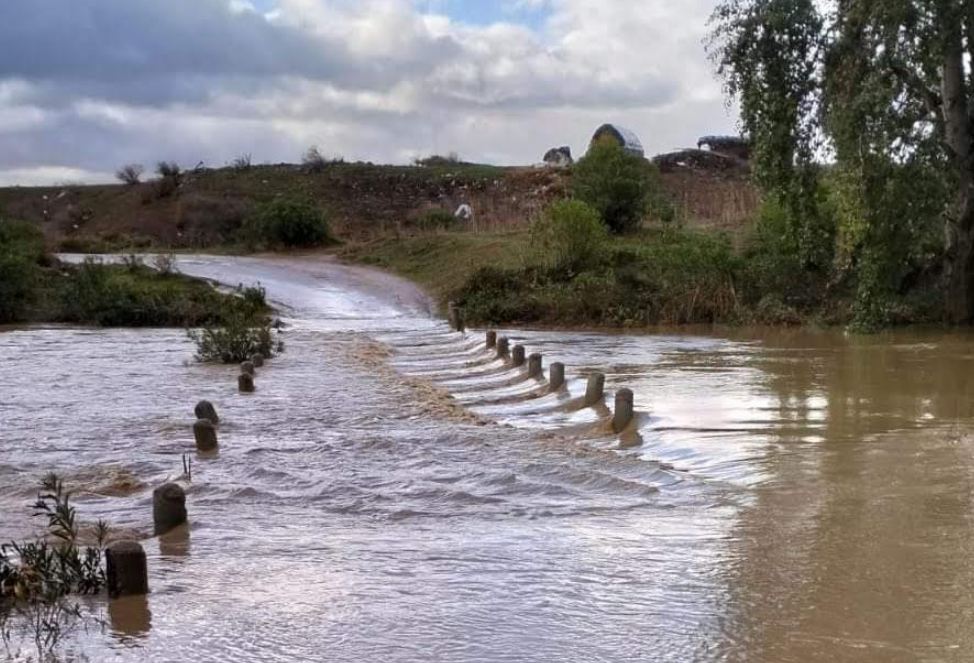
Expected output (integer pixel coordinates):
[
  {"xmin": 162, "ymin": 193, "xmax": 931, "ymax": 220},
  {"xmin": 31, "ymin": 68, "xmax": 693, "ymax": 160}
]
[{"xmin": 483, "ymin": 328, "xmax": 635, "ymax": 434}]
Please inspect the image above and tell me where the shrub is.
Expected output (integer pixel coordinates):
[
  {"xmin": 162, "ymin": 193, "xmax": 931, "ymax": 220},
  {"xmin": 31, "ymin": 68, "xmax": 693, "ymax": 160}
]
[
  {"xmin": 231, "ymin": 153, "xmax": 252, "ymax": 172},
  {"xmin": 56, "ymin": 259, "xmax": 265, "ymax": 327},
  {"xmin": 530, "ymin": 199, "xmax": 608, "ymax": 273},
  {"xmin": 156, "ymin": 161, "xmax": 182, "ymax": 181},
  {"xmin": 153, "ymin": 161, "xmax": 183, "ymax": 199},
  {"xmin": 740, "ymin": 196, "xmax": 825, "ymax": 312},
  {"xmin": 187, "ymin": 308, "xmax": 275, "ymax": 363},
  {"xmin": 1, "ymin": 474, "xmax": 108, "ymax": 659},
  {"xmin": 242, "ymin": 198, "xmax": 333, "ymax": 249},
  {"xmin": 0, "ymin": 219, "xmax": 45, "ymax": 322},
  {"xmin": 302, "ymin": 146, "xmax": 328, "ymax": 174},
  {"xmin": 572, "ymin": 142, "xmax": 657, "ymax": 233},
  {"xmin": 115, "ymin": 164, "xmax": 144, "ymax": 185},
  {"xmin": 414, "ymin": 153, "xmax": 461, "ymax": 167},
  {"xmin": 415, "ymin": 208, "xmax": 458, "ymax": 232}
]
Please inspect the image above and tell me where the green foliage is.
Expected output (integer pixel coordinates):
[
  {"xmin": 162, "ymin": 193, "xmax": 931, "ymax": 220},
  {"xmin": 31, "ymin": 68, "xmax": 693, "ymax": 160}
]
[
  {"xmin": 572, "ymin": 143, "xmax": 659, "ymax": 233},
  {"xmin": 56, "ymin": 258, "xmax": 266, "ymax": 327},
  {"xmin": 1, "ymin": 474, "xmax": 108, "ymax": 658},
  {"xmin": 155, "ymin": 161, "xmax": 183, "ymax": 198},
  {"xmin": 708, "ymin": 0, "xmax": 963, "ymax": 327},
  {"xmin": 0, "ymin": 219, "xmax": 45, "ymax": 323},
  {"xmin": 530, "ymin": 199, "xmax": 608, "ymax": 273},
  {"xmin": 243, "ymin": 197, "xmax": 334, "ymax": 249},
  {"xmin": 187, "ymin": 307, "xmax": 275, "ymax": 363},
  {"xmin": 414, "ymin": 208, "xmax": 459, "ymax": 232},
  {"xmin": 456, "ymin": 229, "xmax": 742, "ymax": 326}
]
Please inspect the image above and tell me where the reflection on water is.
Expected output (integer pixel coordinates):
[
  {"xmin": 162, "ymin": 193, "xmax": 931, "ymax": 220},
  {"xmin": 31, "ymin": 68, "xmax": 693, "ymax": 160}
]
[
  {"xmin": 1, "ymin": 255, "xmax": 973, "ymax": 661},
  {"xmin": 109, "ymin": 594, "xmax": 153, "ymax": 640}
]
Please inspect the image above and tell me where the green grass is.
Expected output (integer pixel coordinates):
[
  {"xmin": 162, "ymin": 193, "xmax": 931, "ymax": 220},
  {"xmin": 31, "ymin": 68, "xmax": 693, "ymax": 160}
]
[
  {"xmin": 340, "ymin": 231, "xmax": 526, "ymax": 302},
  {"xmin": 342, "ymin": 227, "xmax": 748, "ymax": 326},
  {"xmin": 0, "ymin": 218, "xmax": 270, "ymax": 327}
]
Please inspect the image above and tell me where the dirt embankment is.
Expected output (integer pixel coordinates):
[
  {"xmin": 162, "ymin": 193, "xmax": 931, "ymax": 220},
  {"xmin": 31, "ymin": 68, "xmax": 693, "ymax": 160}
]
[{"xmin": 0, "ymin": 160, "xmax": 759, "ymax": 250}]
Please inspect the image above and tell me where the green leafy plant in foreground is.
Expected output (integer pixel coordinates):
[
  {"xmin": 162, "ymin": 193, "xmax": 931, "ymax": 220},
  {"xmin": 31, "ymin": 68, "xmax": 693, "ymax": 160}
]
[{"xmin": 1, "ymin": 474, "xmax": 109, "ymax": 658}]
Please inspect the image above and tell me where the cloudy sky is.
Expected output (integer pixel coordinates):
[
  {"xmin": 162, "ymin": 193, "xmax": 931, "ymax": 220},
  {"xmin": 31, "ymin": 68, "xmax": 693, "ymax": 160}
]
[{"xmin": 0, "ymin": 0, "xmax": 736, "ymax": 185}]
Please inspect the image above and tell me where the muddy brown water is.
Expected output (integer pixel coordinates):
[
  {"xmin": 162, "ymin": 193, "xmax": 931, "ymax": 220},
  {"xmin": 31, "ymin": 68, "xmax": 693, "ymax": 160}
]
[{"xmin": 2, "ymin": 254, "xmax": 974, "ymax": 662}]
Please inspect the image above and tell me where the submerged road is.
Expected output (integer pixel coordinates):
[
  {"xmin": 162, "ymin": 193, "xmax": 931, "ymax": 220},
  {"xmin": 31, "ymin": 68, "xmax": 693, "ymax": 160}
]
[{"xmin": 1, "ymin": 253, "xmax": 973, "ymax": 662}]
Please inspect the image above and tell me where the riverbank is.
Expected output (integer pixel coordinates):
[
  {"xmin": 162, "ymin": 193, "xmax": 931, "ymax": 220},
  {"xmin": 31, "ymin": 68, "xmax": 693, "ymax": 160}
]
[
  {"xmin": 341, "ymin": 227, "xmax": 919, "ymax": 329},
  {"xmin": 0, "ymin": 219, "xmax": 268, "ymax": 327}
]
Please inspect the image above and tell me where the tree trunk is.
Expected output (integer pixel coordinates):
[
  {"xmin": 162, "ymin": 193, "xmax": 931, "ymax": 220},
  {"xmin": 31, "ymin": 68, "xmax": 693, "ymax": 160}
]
[
  {"xmin": 945, "ymin": 181, "xmax": 974, "ymax": 323},
  {"xmin": 940, "ymin": 11, "xmax": 974, "ymax": 322}
]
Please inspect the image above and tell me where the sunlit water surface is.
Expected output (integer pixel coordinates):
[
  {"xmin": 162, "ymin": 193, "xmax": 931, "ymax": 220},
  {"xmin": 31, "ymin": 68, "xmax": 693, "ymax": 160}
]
[{"xmin": 2, "ymin": 254, "xmax": 974, "ymax": 662}]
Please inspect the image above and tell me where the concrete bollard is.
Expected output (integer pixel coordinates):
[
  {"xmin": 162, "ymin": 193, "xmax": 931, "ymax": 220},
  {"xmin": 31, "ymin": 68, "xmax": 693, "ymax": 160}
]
[
  {"xmin": 194, "ymin": 400, "xmax": 219, "ymax": 425},
  {"xmin": 105, "ymin": 541, "xmax": 149, "ymax": 597},
  {"xmin": 584, "ymin": 372, "xmax": 605, "ymax": 406},
  {"xmin": 238, "ymin": 373, "xmax": 255, "ymax": 393},
  {"xmin": 193, "ymin": 418, "xmax": 218, "ymax": 452},
  {"xmin": 250, "ymin": 353, "xmax": 265, "ymax": 368},
  {"xmin": 612, "ymin": 388, "xmax": 635, "ymax": 433},
  {"xmin": 486, "ymin": 330, "xmax": 497, "ymax": 349},
  {"xmin": 511, "ymin": 345, "xmax": 526, "ymax": 367},
  {"xmin": 153, "ymin": 483, "xmax": 187, "ymax": 535},
  {"xmin": 496, "ymin": 337, "xmax": 510, "ymax": 359},
  {"xmin": 241, "ymin": 360, "xmax": 255, "ymax": 376},
  {"xmin": 549, "ymin": 362, "xmax": 565, "ymax": 391},
  {"xmin": 528, "ymin": 353, "xmax": 543, "ymax": 378}
]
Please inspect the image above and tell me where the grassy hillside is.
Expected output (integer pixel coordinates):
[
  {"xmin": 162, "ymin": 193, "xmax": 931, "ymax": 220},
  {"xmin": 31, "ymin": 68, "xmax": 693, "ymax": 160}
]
[{"xmin": 0, "ymin": 160, "xmax": 758, "ymax": 252}]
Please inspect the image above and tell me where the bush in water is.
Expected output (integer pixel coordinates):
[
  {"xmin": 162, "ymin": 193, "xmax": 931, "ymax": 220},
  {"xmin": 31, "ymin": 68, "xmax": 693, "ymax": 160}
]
[{"xmin": 187, "ymin": 306, "xmax": 275, "ymax": 364}]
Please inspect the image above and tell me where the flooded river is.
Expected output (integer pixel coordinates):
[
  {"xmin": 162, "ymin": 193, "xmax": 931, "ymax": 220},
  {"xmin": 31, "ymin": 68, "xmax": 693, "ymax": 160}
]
[{"xmin": 2, "ymin": 254, "xmax": 974, "ymax": 662}]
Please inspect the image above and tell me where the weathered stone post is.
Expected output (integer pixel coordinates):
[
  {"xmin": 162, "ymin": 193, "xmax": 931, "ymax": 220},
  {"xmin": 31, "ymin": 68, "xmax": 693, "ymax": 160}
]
[
  {"xmin": 486, "ymin": 330, "xmax": 497, "ymax": 349},
  {"xmin": 238, "ymin": 372, "xmax": 255, "ymax": 393},
  {"xmin": 105, "ymin": 541, "xmax": 148, "ymax": 597},
  {"xmin": 612, "ymin": 388, "xmax": 635, "ymax": 433},
  {"xmin": 549, "ymin": 362, "xmax": 565, "ymax": 391},
  {"xmin": 194, "ymin": 400, "xmax": 219, "ymax": 424},
  {"xmin": 528, "ymin": 353, "xmax": 543, "ymax": 378},
  {"xmin": 511, "ymin": 345, "xmax": 526, "ymax": 367},
  {"xmin": 496, "ymin": 337, "xmax": 510, "ymax": 359},
  {"xmin": 193, "ymin": 419, "xmax": 218, "ymax": 452},
  {"xmin": 250, "ymin": 353, "xmax": 265, "ymax": 368},
  {"xmin": 584, "ymin": 372, "xmax": 605, "ymax": 406},
  {"xmin": 153, "ymin": 483, "xmax": 187, "ymax": 535},
  {"xmin": 240, "ymin": 360, "xmax": 256, "ymax": 376}
]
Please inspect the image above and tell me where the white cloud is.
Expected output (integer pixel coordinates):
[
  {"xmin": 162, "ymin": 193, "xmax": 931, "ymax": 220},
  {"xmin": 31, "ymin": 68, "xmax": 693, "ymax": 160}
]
[{"xmin": 0, "ymin": 0, "xmax": 737, "ymax": 185}]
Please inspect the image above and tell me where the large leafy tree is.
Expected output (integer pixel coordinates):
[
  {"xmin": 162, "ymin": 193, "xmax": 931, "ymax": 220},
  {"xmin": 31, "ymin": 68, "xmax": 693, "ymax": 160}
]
[{"xmin": 711, "ymin": 0, "xmax": 974, "ymax": 323}]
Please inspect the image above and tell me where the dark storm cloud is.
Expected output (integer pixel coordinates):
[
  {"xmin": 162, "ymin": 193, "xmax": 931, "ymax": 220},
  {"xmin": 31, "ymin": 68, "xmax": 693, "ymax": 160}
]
[{"xmin": 0, "ymin": 0, "xmax": 458, "ymax": 98}]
